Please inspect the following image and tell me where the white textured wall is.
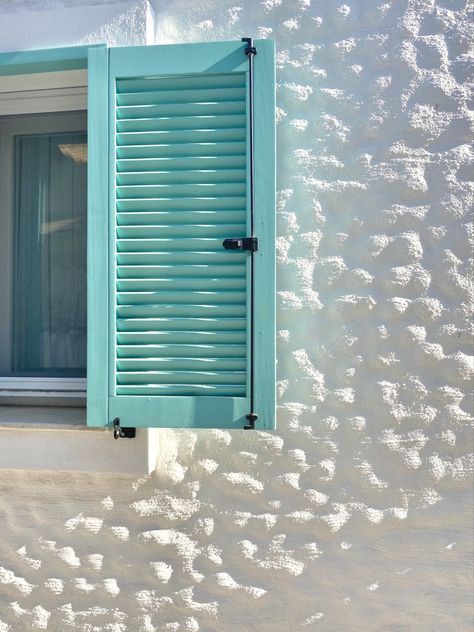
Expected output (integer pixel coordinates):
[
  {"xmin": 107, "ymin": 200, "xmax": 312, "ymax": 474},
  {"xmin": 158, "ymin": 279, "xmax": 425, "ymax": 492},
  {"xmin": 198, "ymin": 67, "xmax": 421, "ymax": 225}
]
[{"xmin": 0, "ymin": 0, "xmax": 473, "ymax": 630}]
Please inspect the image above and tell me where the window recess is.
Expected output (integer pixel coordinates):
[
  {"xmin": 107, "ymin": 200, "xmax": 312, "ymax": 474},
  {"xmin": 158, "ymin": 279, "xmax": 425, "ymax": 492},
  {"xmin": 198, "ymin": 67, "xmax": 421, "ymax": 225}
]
[{"xmin": 0, "ymin": 70, "xmax": 88, "ymax": 404}]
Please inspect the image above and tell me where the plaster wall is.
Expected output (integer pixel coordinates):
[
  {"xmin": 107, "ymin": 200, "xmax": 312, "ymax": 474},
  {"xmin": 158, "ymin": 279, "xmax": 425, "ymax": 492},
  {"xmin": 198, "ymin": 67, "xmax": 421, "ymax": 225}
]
[{"xmin": 0, "ymin": 0, "xmax": 472, "ymax": 630}]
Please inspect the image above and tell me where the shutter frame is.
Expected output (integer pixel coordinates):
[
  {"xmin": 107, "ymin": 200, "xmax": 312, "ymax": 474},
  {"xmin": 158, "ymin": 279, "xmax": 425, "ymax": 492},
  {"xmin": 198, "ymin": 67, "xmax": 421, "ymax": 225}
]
[
  {"xmin": 87, "ymin": 45, "xmax": 110, "ymax": 426},
  {"xmin": 87, "ymin": 40, "xmax": 275, "ymax": 430},
  {"xmin": 252, "ymin": 39, "xmax": 276, "ymax": 430}
]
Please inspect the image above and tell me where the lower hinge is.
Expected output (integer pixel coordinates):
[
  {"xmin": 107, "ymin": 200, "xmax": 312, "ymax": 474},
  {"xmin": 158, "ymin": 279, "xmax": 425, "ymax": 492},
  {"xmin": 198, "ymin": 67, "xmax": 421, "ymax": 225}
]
[
  {"xmin": 112, "ymin": 417, "xmax": 136, "ymax": 440},
  {"xmin": 244, "ymin": 412, "xmax": 258, "ymax": 430}
]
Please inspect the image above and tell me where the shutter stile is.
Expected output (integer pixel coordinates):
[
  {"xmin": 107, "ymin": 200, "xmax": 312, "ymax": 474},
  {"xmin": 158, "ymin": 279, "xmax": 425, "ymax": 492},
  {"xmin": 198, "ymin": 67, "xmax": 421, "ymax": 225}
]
[{"xmin": 114, "ymin": 72, "xmax": 248, "ymax": 399}]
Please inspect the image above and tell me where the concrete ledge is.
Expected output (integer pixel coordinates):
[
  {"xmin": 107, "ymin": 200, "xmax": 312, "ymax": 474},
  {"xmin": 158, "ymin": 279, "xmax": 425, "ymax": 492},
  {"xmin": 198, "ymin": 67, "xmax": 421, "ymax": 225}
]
[{"xmin": 0, "ymin": 408, "xmax": 159, "ymax": 474}]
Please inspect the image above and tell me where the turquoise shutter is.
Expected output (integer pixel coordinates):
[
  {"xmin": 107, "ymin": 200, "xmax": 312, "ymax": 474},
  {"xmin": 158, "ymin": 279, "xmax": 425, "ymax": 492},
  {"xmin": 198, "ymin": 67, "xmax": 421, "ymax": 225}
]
[{"xmin": 87, "ymin": 40, "xmax": 275, "ymax": 429}]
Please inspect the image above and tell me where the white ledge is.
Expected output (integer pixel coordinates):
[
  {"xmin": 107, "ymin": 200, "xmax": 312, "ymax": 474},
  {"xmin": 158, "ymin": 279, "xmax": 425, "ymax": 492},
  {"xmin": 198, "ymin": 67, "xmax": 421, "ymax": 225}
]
[
  {"xmin": 0, "ymin": 407, "xmax": 158, "ymax": 474},
  {"xmin": 0, "ymin": 406, "xmax": 87, "ymax": 428}
]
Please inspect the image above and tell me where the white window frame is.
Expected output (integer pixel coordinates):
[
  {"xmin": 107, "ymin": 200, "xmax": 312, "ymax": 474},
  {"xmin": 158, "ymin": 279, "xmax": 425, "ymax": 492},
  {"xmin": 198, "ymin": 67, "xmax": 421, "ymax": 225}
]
[
  {"xmin": 0, "ymin": 69, "xmax": 87, "ymax": 115},
  {"xmin": 0, "ymin": 70, "xmax": 87, "ymax": 402}
]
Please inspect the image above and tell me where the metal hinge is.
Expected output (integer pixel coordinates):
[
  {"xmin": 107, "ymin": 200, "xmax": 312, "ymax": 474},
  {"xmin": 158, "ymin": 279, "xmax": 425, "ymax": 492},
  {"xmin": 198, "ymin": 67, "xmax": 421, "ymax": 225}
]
[
  {"xmin": 242, "ymin": 37, "xmax": 257, "ymax": 57},
  {"xmin": 223, "ymin": 237, "xmax": 258, "ymax": 252},
  {"xmin": 244, "ymin": 412, "xmax": 258, "ymax": 430},
  {"xmin": 112, "ymin": 417, "xmax": 136, "ymax": 440}
]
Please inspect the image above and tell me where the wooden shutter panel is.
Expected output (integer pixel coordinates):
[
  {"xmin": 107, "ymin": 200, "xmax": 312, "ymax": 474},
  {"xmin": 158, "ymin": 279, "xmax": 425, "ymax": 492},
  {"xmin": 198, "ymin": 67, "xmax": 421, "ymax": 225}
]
[
  {"xmin": 87, "ymin": 40, "xmax": 275, "ymax": 429},
  {"xmin": 115, "ymin": 71, "xmax": 248, "ymax": 398}
]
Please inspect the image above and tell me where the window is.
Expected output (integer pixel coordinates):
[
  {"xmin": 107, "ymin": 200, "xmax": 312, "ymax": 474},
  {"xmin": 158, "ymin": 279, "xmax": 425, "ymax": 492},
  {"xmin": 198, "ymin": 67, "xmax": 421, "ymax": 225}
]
[
  {"xmin": 0, "ymin": 69, "xmax": 88, "ymax": 404},
  {"xmin": 0, "ymin": 40, "xmax": 276, "ymax": 431}
]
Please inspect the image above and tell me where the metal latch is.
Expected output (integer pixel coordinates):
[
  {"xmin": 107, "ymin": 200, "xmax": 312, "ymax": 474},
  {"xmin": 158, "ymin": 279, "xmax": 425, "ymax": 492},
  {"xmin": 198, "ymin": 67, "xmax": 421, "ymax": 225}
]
[{"xmin": 223, "ymin": 237, "xmax": 258, "ymax": 252}]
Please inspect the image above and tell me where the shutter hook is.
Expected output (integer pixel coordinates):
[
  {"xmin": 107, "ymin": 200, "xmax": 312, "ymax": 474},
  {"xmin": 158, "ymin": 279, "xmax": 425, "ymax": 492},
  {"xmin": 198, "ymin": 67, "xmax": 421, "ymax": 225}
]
[{"xmin": 112, "ymin": 417, "xmax": 136, "ymax": 439}]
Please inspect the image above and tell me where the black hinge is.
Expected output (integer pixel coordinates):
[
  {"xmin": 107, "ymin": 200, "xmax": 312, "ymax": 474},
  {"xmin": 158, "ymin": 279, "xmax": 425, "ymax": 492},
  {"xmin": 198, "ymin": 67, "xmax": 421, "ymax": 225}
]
[
  {"xmin": 244, "ymin": 412, "xmax": 258, "ymax": 430},
  {"xmin": 242, "ymin": 37, "xmax": 257, "ymax": 57},
  {"xmin": 112, "ymin": 417, "xmax": 136, "ymax": 440},
  {"xmin": 223, "ymin": 237, "xmax": 258, "ymax": 252}
]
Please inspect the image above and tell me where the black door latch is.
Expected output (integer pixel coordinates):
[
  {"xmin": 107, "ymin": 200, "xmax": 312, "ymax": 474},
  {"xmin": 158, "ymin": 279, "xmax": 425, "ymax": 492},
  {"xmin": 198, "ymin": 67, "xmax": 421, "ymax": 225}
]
[{"xmin": 223, "ymin": 237, "xmax": 258, "ymax": 252}]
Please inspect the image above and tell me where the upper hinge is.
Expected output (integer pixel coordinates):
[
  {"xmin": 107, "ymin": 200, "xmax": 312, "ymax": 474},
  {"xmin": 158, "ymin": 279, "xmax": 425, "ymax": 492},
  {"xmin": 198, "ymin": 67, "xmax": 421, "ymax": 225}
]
[{"xmin": 242, "ymin": 37, "xmax": 257, "ymax": 57}]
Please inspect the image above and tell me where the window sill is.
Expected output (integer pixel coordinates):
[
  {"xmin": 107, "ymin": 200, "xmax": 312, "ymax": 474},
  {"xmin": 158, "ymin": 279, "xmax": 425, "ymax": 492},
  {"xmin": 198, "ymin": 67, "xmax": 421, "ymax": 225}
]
[
  {"xmin": 0, "ymin": 405, "xmax": 87, "ymax": 429},
  {"xmin": 0, "ymin": 406, "xmax": 159, "ymax": 474}
]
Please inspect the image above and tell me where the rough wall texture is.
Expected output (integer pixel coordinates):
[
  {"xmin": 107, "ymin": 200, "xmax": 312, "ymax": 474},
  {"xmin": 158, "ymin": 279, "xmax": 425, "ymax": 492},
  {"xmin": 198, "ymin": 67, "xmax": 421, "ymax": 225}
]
[{"xmin": 0, "ymin": 0, "xmax": 473, "ymax": 630}]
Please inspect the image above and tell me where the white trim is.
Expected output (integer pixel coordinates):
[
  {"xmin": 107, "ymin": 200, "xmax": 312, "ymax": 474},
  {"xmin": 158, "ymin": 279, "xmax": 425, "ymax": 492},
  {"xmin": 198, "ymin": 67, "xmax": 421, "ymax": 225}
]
[
  {"xmin": 0, "ymin": 377, "xmax": 86, "ymax": 399},
  {"xmin": 0, "ymin": 70, "xmax": 87, "ymax": 116},
  {"xmin": 0, "ymin": 70, "xmax": 87, "ymax": 92},
  {"xmin": 0, "ymin": 416, "xmax": 159, "ymax": 474},
  {"xmin": 0, "ymin": 377, "xmax": 86, "ymax": 390},
  {"xmin": 0, "ymin": 88, "xmax": 87, "ymax": 116}
]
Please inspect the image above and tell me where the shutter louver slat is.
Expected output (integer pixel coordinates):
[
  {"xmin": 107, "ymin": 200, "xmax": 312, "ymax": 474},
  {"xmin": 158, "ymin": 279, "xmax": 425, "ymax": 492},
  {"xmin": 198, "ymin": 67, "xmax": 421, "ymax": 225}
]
[
  {"xmin": 116, "ymin": 182, "xmax": 246, "ymax": 198},
  {"xmin": 115, "ymin": 72, "xmax": 248, "ymax": 398},
  {"xmin": 116, "ymin": 73, "xmax": 246, "ymax": 93},
  {"xmin": 116, "ymin": 278, "xmax": 246, "ymax": 291},
  {"xmin": 116, "ymin": 169, "xmax": 246, "ymax": 185},
  {"xmin": 116, "ymin": 155, "xmax": 246, "ymax": 172},
  {"xmin": 117, "ymin": 224, "xmax": 245, "ymax": 239},
  {"xmin": 117, "ymin": 237, "xmax": 243, "ymax": 252},
  {"xmin": 116, "ymin": 142, "xmax": 246, "ymax": 159},
  {"xmin": 117, "ymin": 251, "xmax": 246, "ymax": 265},
  {"xmin": 117, "ymin": 263, "xmax": 245, "ymax": 278},
  {"xmin": 117, "ymin": 211, "xmax": 246, "ymax": 225},
  {"xmin": 117, "ymin": 344, "xmax": 246, "ymax": 358},
  {"xmin": 117, "ymin": 115, "xmax": 246, "ymax": 133},
  {"xmin": 116, "ymin": 101, "xmax": 246, "ymax": 120},
  {"xmin": 116, "ymin": 197, "xmax": 245, "ymax": 211},
  {"xmin": 117, "ymin": 304, "xmax": 246, "ymax": 318},
  {"xmin": 116, "ymin": 385, "xmax": 245, "ymax": 396},
  {"xmin": 117, "ymin": 317, "xmax": 246, "ymax": 332},
  {"xmin": 116, "ymin": 127, "xmax": 246, "ymax": 146},
  {"xmin": 117, "ymin": 86, "xmax": 246, "ymax": 106},
  {"xmin": 117, "ymin": 370, "xmax": 245, "ymax": 384},
  {"xmin": 117, "ymin": 290, "xmax": 246, "ymax": 304},
  {"xmin": 117, "ymin": 358, "xmax": 246, "ymax": 371},
  {"xmin": 117, "ymin": 331, "xmax": 246, "ymax": 344}
]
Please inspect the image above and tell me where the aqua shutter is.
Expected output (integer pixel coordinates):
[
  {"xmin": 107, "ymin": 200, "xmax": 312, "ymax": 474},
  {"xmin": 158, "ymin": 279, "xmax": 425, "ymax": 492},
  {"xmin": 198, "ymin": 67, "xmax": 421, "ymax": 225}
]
[{"xmin": 87, "ymin": 40, "xmax": 275, "ymax": 429}]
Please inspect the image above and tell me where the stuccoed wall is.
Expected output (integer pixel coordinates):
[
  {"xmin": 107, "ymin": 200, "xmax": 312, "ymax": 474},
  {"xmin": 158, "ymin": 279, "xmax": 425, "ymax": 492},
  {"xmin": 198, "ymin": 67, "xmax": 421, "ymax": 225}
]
[{"xmin": 0, "ymin": 0, "xmax": 472, "ymax": 630}]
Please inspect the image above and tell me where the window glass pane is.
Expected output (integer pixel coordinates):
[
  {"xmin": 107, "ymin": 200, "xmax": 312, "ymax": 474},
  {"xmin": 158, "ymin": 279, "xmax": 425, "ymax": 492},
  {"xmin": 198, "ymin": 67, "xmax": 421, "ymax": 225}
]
[{"xmin": 13, "ymin": 131, "xmax": 87, "ymax": 376}]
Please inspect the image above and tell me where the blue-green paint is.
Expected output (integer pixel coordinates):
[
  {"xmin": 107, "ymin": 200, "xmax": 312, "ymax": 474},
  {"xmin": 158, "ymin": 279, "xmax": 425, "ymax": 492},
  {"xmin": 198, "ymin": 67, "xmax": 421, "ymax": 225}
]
[
  {"xmin": 0, "ymin": 45, "xmax": 103, "ymax": 76},
  {"xmin": 104, "ymin": 40, "xmax": 275, "ymax": 430},
  {"xmin": 109, "ymin": 395, "xmax": 249, "ymax": 429},
  {"xmin": 253, "ymin": 39, "xmax": 276, "ymax": 430},
  {"xmin": 87, "ymin": 46, "xmax": 110, "ymax": 426}
]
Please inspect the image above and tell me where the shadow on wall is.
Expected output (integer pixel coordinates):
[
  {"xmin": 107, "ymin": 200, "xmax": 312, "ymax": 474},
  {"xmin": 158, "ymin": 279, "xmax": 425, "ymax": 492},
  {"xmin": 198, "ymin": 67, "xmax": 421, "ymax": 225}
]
[{"xmin": 0, "ymin": 454, "xmax": 472, "ymax": 630}]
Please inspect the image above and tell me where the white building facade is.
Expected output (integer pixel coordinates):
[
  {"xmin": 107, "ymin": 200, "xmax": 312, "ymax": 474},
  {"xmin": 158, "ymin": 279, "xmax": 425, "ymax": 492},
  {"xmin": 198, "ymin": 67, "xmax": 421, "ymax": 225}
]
[{"xmin": 0, "ymin": 0, "xmax": 472, "ymax": 630}]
